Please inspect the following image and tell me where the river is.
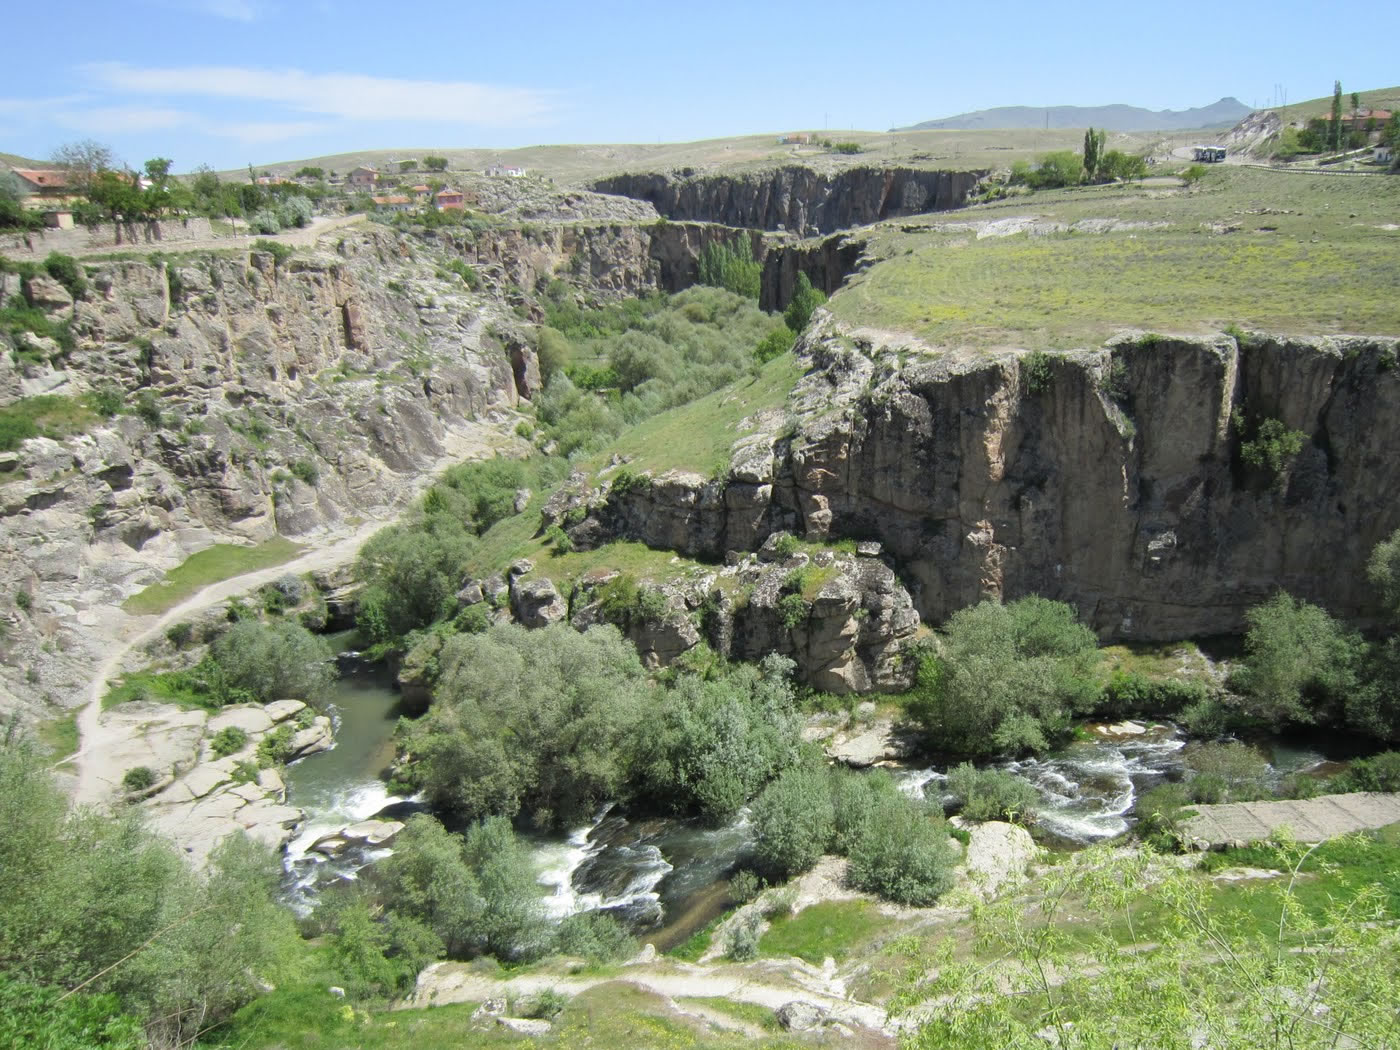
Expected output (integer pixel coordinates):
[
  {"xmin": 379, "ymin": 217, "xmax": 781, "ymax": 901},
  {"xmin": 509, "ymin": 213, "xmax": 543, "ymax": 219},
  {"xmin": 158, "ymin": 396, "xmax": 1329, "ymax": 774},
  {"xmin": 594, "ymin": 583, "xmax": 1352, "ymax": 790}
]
[{"xmin": 279, "ymin": 665, "xmax": 1354, "ymax": 933}]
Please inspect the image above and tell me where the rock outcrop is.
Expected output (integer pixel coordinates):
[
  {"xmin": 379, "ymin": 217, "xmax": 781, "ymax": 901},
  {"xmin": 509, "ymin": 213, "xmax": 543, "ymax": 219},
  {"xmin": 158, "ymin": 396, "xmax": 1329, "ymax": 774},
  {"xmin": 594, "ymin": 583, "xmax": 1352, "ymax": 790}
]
[
  {"xmin": 593, "ymin": 166, "xmax": 985, "ymax": 236},
  {"xmin": 550, "ymin": 318, "xmax": 1400, "ymax": 641}
]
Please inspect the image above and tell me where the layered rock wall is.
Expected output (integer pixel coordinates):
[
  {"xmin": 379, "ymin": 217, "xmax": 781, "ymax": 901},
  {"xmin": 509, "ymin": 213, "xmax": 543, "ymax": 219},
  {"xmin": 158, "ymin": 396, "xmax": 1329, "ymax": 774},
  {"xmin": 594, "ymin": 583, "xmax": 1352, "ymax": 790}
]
[
  {"xmin": 592, "ymin": 166, "xmax": 984, "ymax": 236},
  {"xmin": 557, "ymin": 324, "xmax": 1400, "ymax": 640}
]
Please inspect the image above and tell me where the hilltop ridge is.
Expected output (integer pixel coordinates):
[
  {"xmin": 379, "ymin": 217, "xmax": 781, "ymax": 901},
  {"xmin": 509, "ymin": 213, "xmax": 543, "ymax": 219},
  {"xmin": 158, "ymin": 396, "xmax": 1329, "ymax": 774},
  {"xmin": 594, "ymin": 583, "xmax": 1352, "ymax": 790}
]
[{"xmin": 895, "ymin": 97, "xmax": 1251, "ymax": 132}]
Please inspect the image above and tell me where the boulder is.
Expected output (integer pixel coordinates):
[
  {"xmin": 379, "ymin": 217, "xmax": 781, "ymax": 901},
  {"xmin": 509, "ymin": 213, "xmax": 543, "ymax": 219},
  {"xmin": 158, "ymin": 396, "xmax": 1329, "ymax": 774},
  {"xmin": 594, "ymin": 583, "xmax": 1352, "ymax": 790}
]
[
  {"xmin": 498, "ymin": 1017, "xmax": 551, "ymax": 1035},
  {"xmin": 340, "ymin": 818, "xmax": 405, "ymax": 846},
  {"xmin": 510, "ymin": 576, "xmax": 567, "ymax": 628},
  {"xmin": 776, "ymin": 1001, "xmax": 827, "ymax": 1032},
  {"xmin": 24, "ymin": 274, "xmax": 74, "ymax": 313},
  {"xmin": 265, "ymin": 699, "xmax": 307, "ymax": 723}
]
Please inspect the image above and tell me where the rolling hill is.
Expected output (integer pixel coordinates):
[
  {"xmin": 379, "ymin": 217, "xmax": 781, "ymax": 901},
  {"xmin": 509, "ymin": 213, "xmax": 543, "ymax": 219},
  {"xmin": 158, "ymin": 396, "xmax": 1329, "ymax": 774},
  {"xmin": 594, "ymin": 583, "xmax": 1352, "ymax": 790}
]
[{"xmin": 894, "ymin": 97, "xmax": 1251, "ymax": 132}]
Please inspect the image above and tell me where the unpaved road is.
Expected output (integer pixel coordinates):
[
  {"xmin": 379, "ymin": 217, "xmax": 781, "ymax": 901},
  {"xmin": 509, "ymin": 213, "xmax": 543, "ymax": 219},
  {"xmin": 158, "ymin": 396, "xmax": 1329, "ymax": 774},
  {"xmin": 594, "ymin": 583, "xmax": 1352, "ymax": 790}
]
[{"xmin": 410, "ymin": 962, "xmax": 894, "ymax": 1034}]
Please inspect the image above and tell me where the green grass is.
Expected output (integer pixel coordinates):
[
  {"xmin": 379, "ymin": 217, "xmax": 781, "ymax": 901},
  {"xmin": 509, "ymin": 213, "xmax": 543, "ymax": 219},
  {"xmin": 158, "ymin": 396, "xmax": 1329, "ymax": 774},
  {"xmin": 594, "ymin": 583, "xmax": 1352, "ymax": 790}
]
[
  {"xmin": 835, "ymin": 166, "xmax": 1400, "ymax": 350},
  {"xmin": 219, "ymin": 979, "xmax": 807, "ymax": 1050},
  {"xmin": 122, "ymin": 538, "xmax": 303, "ymax": 616},
  {"xmin": 760, "ymin": 900, "xmax": 893, "ymax": 964},
  {"xmin": 468, "ymin": 353, "xmax": 804, "ymax": 580},
  {"xmin": 35, "ymin": 711, "xmax": 79, "ymax": 762},
  {"xmin": 580, "ymin": 352, "xmax": 804, "ymax": 478},
  {"xmin": 679, "ymin": 997, "xmax": 781, "ymax": 1032},
  {"xmin": 0, "ymin": 395, "xmax": 100, "ymax": 452},
  {"xmin": 101, "ymin": 668, "xmax": 216, "ymax": 711},
  {"xmin": 667, "ymin": 909, "xmax": 732, "ymax": 962}
]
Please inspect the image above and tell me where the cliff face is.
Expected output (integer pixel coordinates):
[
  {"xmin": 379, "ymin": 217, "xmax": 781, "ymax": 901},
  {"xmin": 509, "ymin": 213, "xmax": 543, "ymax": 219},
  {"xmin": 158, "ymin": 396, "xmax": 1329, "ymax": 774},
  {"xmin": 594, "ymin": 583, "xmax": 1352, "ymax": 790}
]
[
  {"xmin": 557, "ymin": 322, "xmax": 1400, "ymax": 640},
  {"xmin": 593, "ymin": 166, "xmax": 985, "ymax": 236},
  {"xmin": 0, "ymin": 225, "xmax": 529, "ymax": 720}
]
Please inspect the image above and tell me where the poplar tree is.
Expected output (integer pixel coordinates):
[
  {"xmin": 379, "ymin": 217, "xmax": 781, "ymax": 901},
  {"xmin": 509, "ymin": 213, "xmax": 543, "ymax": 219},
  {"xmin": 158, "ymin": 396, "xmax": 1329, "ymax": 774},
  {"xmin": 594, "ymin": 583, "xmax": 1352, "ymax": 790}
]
[{"xmin": 1330, "ymin": 80, "xmax": 1344, "ymax": 151}]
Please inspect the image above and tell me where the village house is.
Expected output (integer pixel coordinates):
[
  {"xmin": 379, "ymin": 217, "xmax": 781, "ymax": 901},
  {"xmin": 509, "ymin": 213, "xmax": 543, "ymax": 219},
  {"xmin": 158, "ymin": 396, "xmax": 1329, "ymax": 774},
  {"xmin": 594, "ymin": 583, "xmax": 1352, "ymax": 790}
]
[
  {"xmin": 435, "ymin": 188, "xmax": 466, "ymax": 211},
  {"xmin": 409, "ymin": 184, "xmax": 433, "ymax": 203},
  {"xmin": 778, "ymin": 133, "xmax": 813, "ymax": 145},
  {"xmin": 8, "ymin": 168, "xmax": 72, "ymax": 200},
  {"xmin": 370, "ymin": 195, "xmax": 414, "ymax": 214},
  {"xmin": 347, "ymin": 166, "xmax": 379, "ymax": 189},
  {"xmin": 484, "ymin": 164, "xmax": 526, "ymax": 177}
]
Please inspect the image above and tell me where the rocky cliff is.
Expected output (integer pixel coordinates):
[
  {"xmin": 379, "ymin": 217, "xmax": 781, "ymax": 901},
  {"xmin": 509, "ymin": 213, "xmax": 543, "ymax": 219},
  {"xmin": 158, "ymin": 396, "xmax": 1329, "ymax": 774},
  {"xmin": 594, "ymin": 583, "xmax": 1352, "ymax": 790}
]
[
  {"xmin": 549, "ymin": 318, "xmax": 1400, "ymax": 641},
  {"xmin": 593, "ymin": 166, "xmax": 985, "ymax": 236},
  {"xmin": 0, "ymin": 224, "xmax": 535, "ymax": 721}
]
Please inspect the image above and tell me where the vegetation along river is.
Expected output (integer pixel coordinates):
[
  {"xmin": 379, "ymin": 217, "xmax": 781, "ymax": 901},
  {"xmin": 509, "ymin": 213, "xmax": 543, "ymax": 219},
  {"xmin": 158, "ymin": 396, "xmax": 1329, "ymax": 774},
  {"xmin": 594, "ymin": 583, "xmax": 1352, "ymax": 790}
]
[{"xmin": 279, "ymin": 661, "xmax": 1359, "ymax": 935}]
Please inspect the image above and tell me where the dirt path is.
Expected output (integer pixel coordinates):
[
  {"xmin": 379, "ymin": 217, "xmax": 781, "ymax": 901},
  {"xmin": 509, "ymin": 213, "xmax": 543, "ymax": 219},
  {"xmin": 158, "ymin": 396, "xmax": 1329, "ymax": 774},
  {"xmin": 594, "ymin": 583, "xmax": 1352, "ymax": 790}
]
[
  {"xmin": 410, "ymin": 962, "xmax": 893, "ymax": 1033},
  {"xmin": 55, "ymin": 213, "xmax": 368, "ymax": 260},
  {"xmin": 68, "ymin": 421, "xmax": 511, "ymax": 808}
]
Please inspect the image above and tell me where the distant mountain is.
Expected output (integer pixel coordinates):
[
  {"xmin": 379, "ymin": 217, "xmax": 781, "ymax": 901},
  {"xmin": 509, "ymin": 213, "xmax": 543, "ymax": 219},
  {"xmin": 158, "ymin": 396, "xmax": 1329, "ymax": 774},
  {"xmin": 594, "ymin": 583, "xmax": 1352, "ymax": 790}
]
[{"xmin": 893, "ymin": 98, "xmax": 1252, "ymax": 133}]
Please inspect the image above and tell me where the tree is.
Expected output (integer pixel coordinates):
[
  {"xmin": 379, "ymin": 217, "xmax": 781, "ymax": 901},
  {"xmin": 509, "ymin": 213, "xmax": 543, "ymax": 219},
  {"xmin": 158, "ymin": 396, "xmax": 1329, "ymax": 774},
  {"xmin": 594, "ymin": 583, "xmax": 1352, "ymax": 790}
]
[
  {"xmin": 403, "ymin": 623, "xmax": 651, "ymax": 827},
  {"xmin": 783, "ymin": 272, "xmax": 827, "ymax": 333},
  {"xmin": 1100, "ymin": 150, "xmax": 1148, "ymax": 182},
  {"xmin": 398, "ymin": 159, "xmax": 417, "ymax": 173},
  {"xmin": 354, "ymin": 518, "xmax": 476, "ymax": 642},
  {"xmin": 1366, "ymin": 527, "xmax": 1400, "ymax": 620},
  {"xmin": 908, "ymin": 596, "xmax": 1099, "ymax": 756},
  {"xmin": 845, "ymin": 793, "xmax": 956, "ymax": 905},
  {"xmin": 1082, "ymin": 126, "xmax": 1106, "ymax": 182},
  {"xmin": 87, "ymin": 169, "xmax": 145, "ymax": 223},
  {"xmin": 423, "ymin": 155, "xmax": 449, "ymax": 172},
  {"xmin": 51, "ymin": 139, "xmax": 116, "ymax": 195},
  {"xmin": 1231, "ymin": 592, "xmax": 1361, "ymax": 726},
  {"xmin": 1330, "ymin": 80, "xmax": 1344, "ymax": 152},
  {"xmin": 697, "ymin": 240, "xmax": 761, "ymax": 300},
  {"xmin": 209, "ymin": 619, "xmax": 335, "ymax": 703},
  {"xmin": 295, "ymin": 166, "xmax": 324, "ymax": 179},
  {"xmin": 751, "ymin": 762, "xmax": 835, "ymax": 878}
]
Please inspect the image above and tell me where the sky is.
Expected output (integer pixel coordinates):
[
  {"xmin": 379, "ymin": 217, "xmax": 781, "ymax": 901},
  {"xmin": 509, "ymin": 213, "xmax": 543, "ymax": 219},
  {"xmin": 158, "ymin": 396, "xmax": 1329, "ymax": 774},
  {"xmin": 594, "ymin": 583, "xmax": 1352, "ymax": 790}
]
[{"xmin": 2, "ymin": 0, "xmax": 1396, "ymax": 172}]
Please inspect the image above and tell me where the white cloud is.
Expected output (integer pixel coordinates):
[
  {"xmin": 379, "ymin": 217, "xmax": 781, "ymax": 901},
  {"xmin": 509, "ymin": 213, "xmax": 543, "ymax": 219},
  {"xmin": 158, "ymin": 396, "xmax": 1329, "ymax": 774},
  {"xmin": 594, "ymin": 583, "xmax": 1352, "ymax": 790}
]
[
  {"xmin": 212, "ymin": 120, "xmax": 326, "ymax": 143},
  {"xmin": 54, "ymin": 106, "xmax": 192, "ymax": 133},
  {"xmin": 83, "ymin": 63, "xmax": 558, "ymax": 127}
]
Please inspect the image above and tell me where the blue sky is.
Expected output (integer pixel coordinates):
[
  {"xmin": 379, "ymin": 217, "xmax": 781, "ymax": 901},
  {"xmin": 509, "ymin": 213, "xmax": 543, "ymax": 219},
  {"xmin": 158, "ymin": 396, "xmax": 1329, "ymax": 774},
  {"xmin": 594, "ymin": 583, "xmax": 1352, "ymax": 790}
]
[{"xmin": 3, "ymin": 0, "xmax": 1395, "ymax": 171}]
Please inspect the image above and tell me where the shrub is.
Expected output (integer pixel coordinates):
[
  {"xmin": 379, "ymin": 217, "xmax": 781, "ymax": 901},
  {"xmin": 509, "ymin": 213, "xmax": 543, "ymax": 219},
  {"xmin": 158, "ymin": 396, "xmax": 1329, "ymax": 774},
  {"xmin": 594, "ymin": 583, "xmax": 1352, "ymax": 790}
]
[
  {"xmin": 122, "ymin": 766, "xmax": 157, "ymax": 793},
  {"xmin": 553, "ymin": 911, "xmax": 636, "ymax": 964},
  {"xmin": 829, "ymin": 141, "xmax": 863, "ymax": 154},
  {"xmin": 209, "ymin": 726, "xmax": 249, "ymax": 757},
  {"xmin": 846, "ymin": 793, "xmax": 957, "ymax": 905},
  {"xmin": 251, "ymin": 238, "xmax": 293, "ymax": 266},
  {"xmin": 444, "ymin": 258, "xmax": 479, "ymax": 290},
  {"xmin": 41, "ymin": 252, "xmax": 86, "ymax": 299},
  {"xmin": 1239, "ymin": 416, "xmax": 1306, "ymax": 481},
  {"xmin": 1023, "ymin": 350, "xmax": 1053, "ymax": 393},
  {"xmin": 783, "ymin": 273, "xmax": 826, "ymax": 333},
  {"xmin": 945, "ymin": 762, "xmax": 1040, "ymax": 823},
  {"xmin": 132, "ymin": 390, "xmax": 164, "ymax": 429},
  {"xmin": 248, "ymin": 210, "xmax": 282, "ymax": 236},
  {"xmin": 544, "ymin": 524, "xmax": 573, "ymax": 553},
  {"xmin": 778, "ymin": 593, "xmax": 809, "ymax": 630},
  {"xmin": 1231, "ymin": 592, "xmax": 1361, "ymax": 727},
  {"xmin": 1334, "ymin": 750, "xmax": 1400, "ymax": 792},
  {"xmin": 164, "ymin": 621, "xmax": 194, "ymax": 648},
  {"xmin": 289, "ymin": 459, "xmax": 320, "ymax": 487},
  {"xmin": 88, "ymin": 384, "xmax": 125, "ymax": 418},
  {"xmin": 751, "ymin": 763, "xmax": 835, "ymax": 879},
  {"xmin": 14, "ymin": 590, "xmax": 31, "ymax": 613},
  {"xmin": 210, "ymin": 619, "xmax": 335, "ymax": 703},
  {"xmin": 256, "ymin": 724, "xmax": 296, "ymax": 767},
  {"xmin": 772, "ymin": 533, "xmax": 801, "ymax": 558},
  {"xmin": 729, "ymin": 869, "xmax": 762, "ymax": 904},
  {"xmin": 726, "ymin": 911, "xmax": 762, "ymax": 961},
  {"xmin": 907, "ymin": 596, "xmax": 1099, "ymax": 757},
  {"xmin": 754, "ymin": 325, "xmax": 796, "ymax": 364},
  {"xmin": 1184, "ymin": 741, "xmax": 1271, "ymax": 803},
  {"xmin": 1181, "ymin": 164, "xmax": 1208, "ymax": 184},
  {"xmin": 1134, "ymin": 782, "xmax": 1191, "ymax": 849}
]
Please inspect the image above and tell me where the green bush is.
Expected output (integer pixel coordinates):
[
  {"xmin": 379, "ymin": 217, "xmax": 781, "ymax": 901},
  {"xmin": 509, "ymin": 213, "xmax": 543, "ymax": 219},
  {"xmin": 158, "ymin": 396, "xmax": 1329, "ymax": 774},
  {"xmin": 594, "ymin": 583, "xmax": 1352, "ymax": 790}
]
[
  {"xmin": 726, "ymin": 911, "xmax": 762, "ymax": 961},
  {"xmin": 121, "ymin": 766, "xmax": 156, "ymax": 793},
  {"xmin": 1184, "ymin": 741, "xmax": 1271, "ymax": 803},
  {"xmin": 209, "ymin": 726, "xmax": 249, "ymax": 757},
  {"xmin": 784, "ymin": 273, "xmax": 826, "ymax": 333},
  {"xmin": 751, "ymin": 763, "xmax": 835, "ymax": 879},
  {"xmin": 1231, "ymin": 592, "xmax": 1361, "ymax": 727},
  {"xmin": 1023, "ymin": 350, "xmax": 1053, "ymax": 393},
  {"xmin": 0, "ymin": 971, "xmax": 145, "ymax": 1050},
  {"xmin": 210, "ymin": 620, "xmax": 335, "ymax": 704},
  {"xmin": 697, "ymin": 240, "xmax": 761, "ymax": 300},
  {"xmin": 289, "ymin": 459, "xmax": 319, "ymax": 487},
  {"xmin": 728, "ymin": 869, "xmax": 762, "ymax": 904},
  {"xmin": 251, "ymin": 238, "xmax": 293, "ymax": 266},
  {"xmin": 87, "ymin": 384, "xmax": 125, "ymax": 418},
  {"xmin": 907, "ymin": 596, "xmax": 1099, "ymax": 757},
  {"xmin": 1333, "ymin": 751, "xmax": 1400, "ymax": 792},
  {"xmin": 256, "ymin": 724, "xmax": 296, "ymax": 766},
  {"xmin": 41, "ymin": 252, "xmax": 86, "ymax": 299},
  {"xmin": 553, "ymin": 911, "xmax": 636, "ymax": 964},
  {"xmin": 945, "ymin": 762, "xmax": 1040, "ymax": 823},
  {"xmin": 754, "ymin": 325, "xmax": 796, "ymax": 364},
  {"xmin": 1239, "ymin": 416, "xmax": 1307, "ymax": 481},
  {"xmin": 846, "ymin": 793, "xmax": 957, "ymax": 905}
]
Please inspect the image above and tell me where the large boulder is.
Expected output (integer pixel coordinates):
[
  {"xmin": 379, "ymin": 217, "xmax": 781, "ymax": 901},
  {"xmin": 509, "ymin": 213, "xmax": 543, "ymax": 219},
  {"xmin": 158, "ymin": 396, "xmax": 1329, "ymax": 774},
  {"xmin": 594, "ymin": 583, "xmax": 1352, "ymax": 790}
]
[
  {"xmin": 510, "ymin": 576, "xmax": 568, "ymax": 628},
  {"xmin": 776, "ymin": 1001, "xmax": 828, "ymax": 1032}
]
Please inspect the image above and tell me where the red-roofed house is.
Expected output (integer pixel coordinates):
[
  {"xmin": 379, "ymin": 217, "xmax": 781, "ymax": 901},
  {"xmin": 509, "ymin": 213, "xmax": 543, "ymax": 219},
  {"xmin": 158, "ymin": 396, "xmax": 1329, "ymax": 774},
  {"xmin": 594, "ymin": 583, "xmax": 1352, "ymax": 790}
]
[
  {"xmin": 10, "ymin": 168, "xmax": 71, "ymax": 198},
  {"xmin": 435, "ymin": 188, "xmax": 466, "ymax": 211},
  {"xmin": 348, "ymin": 166, "xmax": 379, "ymax": 189},
  {"xmin": 371, "ymin": 195, "xmax": 414, "ymax": 213},
  {"xmin": 410, "ymin": 184, "xmax": 433, "ymax": 202}
]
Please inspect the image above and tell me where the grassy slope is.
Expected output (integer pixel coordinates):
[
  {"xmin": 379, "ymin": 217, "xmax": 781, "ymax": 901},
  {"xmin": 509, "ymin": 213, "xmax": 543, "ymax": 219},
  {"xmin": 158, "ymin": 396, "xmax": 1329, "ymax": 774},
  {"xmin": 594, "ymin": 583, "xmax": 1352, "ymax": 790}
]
[
  {"xmin": 834, "ymin": 164, "xmax": 1400, "ymax": 350},
  {"xmin": 1264, "ymin": 85, "xmax": 1400, "ymax": 126},
  {"xmin": 122, "ymin": 538, "xmax": 304, "ymax": 616},
  {"xmin": 468, "ymin": 352, "xmax": 804, "ymax": 584}
]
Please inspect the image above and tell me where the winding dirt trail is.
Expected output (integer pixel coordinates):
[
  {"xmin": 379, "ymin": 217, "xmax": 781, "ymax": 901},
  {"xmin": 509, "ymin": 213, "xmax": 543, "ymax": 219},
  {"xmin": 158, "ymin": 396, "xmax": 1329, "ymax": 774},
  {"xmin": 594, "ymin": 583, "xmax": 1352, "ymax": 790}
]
[{"xmin": 68, "ymin": 418, "xmax": 514, "ymax": 807}]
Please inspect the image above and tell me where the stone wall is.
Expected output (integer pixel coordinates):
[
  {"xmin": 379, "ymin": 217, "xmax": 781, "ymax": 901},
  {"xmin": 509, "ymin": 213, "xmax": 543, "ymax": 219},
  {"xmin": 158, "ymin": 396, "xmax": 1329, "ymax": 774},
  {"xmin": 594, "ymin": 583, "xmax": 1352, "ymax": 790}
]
[{"xmin": 1, "ymin": 217, "xmax": 215, "ymax": 257}]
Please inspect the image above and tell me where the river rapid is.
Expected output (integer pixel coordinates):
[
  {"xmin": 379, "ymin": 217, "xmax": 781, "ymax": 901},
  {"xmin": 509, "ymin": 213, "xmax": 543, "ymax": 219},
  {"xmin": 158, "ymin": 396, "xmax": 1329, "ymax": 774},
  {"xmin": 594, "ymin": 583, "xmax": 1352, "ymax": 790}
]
[{"xmin": 278, "ymin": 664, "xmax": 1351, "ymax": 935}]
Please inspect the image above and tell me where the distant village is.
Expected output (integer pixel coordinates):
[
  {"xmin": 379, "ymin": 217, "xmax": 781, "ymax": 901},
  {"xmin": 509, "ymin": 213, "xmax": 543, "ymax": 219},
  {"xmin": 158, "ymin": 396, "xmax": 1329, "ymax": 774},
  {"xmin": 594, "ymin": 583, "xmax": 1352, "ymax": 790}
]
[{"xmin": 1, "ymin": 154, "xmax": 535, "ymax": 231}]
